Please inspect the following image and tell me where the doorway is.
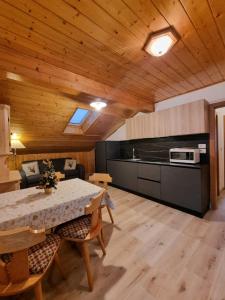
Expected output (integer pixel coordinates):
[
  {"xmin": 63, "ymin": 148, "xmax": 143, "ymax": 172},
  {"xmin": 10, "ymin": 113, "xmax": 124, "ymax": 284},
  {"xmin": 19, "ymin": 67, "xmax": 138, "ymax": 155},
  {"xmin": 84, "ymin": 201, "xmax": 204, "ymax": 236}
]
[{"xmin": 209, "ymin": 101, "xmax": 225, "ymax": 209}]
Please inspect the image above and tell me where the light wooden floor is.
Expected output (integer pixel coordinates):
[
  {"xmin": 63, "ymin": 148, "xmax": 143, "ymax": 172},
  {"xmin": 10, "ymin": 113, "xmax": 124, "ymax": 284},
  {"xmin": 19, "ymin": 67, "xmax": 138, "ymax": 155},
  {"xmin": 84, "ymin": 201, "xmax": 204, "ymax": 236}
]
[{"xmin": 8, "ymin": 187, "xmax": 225, "ymax": 300}]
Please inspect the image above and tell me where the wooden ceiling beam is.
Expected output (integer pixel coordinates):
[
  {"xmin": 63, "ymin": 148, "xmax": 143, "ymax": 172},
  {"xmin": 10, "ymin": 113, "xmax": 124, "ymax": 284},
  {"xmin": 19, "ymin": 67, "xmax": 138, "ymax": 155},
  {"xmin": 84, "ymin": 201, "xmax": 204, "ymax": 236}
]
[
  {"xmin": 0, "ymin": 80, "xmax": 134, "ymax": 119},
  {"xmin": 0, "ymin": 45, "xmax": 154, "ymax": 112},
  {"xmin": 0, "ymin": 69, "xmax": 7, "ymax": 81}
]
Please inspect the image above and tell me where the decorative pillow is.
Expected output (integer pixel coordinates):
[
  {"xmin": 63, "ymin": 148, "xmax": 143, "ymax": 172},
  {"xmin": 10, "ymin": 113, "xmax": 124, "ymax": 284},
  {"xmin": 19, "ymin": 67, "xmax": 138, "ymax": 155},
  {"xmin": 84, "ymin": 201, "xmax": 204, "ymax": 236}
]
[
  {"xmin": 64, "ymin": 159, "xmax": 77, "ymax": 171},
  {"xmin": 22, "ymin": 161, "xmax": 40, "ymax": 177}
]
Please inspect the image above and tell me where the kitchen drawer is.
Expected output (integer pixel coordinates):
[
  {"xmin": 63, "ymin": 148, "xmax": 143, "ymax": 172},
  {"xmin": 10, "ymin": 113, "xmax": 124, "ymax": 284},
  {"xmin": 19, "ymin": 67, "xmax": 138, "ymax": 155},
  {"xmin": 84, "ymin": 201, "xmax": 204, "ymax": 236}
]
[
  {"xmin": 138, "ymin": 178, "xmax": 160, "ymax": 199},
  {"xmin": 138, "ymin": 164, "xmax": 161, "ymax": 182}
]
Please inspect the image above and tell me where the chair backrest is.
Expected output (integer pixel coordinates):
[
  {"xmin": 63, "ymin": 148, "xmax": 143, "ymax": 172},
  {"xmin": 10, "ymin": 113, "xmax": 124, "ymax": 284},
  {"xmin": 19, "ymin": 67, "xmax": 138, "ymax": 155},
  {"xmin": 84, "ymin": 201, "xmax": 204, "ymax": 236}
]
[
  {"xmin": 89, "ymin": 173, "xmax": 112, "ymax": 190},
  {"xmin": 0, "ymin": 227, "xmax": 45, "ymax": 285},
  {"xmin": 85, "ymin": 190, "xmax": 105, "ymax": 232},
  {"xmin": 55, "ymin": 171, "xmax": 65, "ymax": 182}
]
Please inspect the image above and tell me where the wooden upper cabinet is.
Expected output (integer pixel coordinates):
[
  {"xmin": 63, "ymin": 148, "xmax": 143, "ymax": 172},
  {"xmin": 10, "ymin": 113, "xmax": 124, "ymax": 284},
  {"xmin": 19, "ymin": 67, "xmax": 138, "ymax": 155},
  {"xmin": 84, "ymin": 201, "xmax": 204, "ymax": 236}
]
[{"xmin": 126, "ymin": 100, "xmax": 209, "ymax": 139}]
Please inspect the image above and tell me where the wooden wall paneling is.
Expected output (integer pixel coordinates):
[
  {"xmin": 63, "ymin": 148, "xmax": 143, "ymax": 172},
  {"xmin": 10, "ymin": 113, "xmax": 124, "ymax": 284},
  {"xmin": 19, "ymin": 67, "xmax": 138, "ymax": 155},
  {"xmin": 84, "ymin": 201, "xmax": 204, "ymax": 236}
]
[{"xmin": 8, "ymin": 151, "xmax": 95, "ymax": 176}]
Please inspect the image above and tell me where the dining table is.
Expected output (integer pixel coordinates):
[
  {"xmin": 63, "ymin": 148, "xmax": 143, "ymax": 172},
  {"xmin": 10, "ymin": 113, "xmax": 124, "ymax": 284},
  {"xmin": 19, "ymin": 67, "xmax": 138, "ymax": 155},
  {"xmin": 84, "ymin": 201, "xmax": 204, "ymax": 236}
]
[{"xmin": 0, "ymin": 178, "xmax": 114, "ymax": 231}]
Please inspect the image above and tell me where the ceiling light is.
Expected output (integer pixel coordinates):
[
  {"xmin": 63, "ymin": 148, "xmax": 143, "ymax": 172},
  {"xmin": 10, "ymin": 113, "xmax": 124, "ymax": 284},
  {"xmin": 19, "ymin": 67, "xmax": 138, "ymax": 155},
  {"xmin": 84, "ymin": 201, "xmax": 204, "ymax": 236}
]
[
  {"xmin": 90, "ymin": 101, "xmax": 107, "ymax": 111},
  {"xmin": 144, "ymin": 27, "xmax": 179, "ymax": 57}
]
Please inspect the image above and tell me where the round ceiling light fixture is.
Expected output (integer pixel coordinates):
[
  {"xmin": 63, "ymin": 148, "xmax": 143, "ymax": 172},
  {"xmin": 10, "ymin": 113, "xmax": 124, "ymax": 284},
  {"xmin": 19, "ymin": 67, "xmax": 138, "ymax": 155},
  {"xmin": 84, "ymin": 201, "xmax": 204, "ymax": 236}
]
[{"xmin": 90, "ymin": 100, "xmax": 107, "ymax": 111}]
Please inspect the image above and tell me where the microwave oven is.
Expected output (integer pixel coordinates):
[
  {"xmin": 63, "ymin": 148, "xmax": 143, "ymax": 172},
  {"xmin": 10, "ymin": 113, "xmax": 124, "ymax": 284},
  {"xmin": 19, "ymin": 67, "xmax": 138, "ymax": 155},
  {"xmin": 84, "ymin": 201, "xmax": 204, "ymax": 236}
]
[{"xmin": 169, "ymin": 148, "xmax": 200, "ymax": 164}]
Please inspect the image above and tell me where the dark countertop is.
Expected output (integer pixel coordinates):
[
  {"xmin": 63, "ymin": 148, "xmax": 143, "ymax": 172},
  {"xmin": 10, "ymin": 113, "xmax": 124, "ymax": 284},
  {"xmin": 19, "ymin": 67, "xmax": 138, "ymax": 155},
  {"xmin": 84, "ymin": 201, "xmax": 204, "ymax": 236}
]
[{"xmin": 107, "ymin": 158, "xmax": 204, "ymax": 169}]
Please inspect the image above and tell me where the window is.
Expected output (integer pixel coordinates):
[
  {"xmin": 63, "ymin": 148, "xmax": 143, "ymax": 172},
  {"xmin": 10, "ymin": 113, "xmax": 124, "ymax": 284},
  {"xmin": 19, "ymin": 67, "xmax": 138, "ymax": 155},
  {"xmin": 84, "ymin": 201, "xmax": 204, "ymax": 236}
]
[{"xmin": 69, "ymin": 108, "xmax": 89, "ymax": 125}]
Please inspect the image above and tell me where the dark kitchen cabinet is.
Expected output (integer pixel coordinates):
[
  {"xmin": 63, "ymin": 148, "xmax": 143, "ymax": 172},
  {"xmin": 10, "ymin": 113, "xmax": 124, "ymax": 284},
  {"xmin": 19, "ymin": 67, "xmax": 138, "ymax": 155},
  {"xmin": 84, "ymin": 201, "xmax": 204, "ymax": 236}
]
[
  {"xmin": 161, "ymin": 165, "xmax": 209, "ymax": 214},
  {"xmin": 106, "ymin": 159, "xmax": 209, "ymax": 216},
  {"xmin": 137, "ymin": 178, "xmax": 161, "ymax": 199},
  {"xmin": 137, "ymin": 164, "xmax": 161, "ymax": 199},
  {"xmin": 138, "ymin": 164, "xmax": 161, "ymax": 182},
  {"xmin": 107, "ymin": 160, "xmax": 138, "ymax": 192},
  {"xmin": 95, "ymin": 141, "xmax": 120, "ymax": 173}
]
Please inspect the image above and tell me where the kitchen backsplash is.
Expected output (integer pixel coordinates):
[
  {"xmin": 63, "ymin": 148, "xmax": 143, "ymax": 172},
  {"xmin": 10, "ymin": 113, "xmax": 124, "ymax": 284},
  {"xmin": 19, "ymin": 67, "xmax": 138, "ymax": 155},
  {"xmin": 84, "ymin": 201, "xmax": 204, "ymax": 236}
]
[{"xmin": 120, "ymin": 134, "xmax": 209, "ymax": 163}]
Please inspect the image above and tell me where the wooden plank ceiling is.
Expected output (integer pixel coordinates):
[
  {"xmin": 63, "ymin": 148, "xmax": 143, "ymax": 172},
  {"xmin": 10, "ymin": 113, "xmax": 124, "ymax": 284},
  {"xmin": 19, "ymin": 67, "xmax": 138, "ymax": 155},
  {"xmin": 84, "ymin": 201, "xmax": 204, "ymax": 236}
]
[{"xmin": 0, "ymin": 0, "xmax": 225, "ymax": 152}]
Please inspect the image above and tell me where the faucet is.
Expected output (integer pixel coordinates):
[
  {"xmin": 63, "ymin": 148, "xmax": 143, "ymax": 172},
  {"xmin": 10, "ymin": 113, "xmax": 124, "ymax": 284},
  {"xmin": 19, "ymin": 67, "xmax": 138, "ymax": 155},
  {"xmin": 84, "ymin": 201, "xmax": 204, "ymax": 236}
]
[{"xmin": 132, "ymin": 147, "xmax": 136, "ymax": 159}]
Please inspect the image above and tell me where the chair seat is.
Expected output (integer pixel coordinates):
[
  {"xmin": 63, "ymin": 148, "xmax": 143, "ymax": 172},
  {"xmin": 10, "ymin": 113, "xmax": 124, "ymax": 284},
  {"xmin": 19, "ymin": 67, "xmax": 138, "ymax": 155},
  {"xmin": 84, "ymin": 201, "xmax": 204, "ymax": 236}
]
[
  {"xmin": 1, "ymin": 234, "xmax": 61, "ymax": 275},
  {"xmin": 56, "ymin": 215, "xmax": 91, "ymax": 240}
]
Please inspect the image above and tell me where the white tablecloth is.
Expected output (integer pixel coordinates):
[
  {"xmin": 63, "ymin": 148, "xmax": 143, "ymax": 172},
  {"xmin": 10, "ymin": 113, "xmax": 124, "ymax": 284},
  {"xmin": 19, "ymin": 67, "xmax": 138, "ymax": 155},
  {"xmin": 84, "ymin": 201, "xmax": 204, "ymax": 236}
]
[{"xmin": 0, "ymin": 178, "xmax": 114, "ymax": 230}]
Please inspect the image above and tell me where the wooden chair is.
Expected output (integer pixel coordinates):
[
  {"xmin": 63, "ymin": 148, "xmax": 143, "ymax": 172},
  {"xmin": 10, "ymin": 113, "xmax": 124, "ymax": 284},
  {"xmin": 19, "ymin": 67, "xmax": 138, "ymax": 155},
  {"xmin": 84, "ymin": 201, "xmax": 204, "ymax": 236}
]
[
  {"xmin": 56, "ymin": 190, "xmax": 106, "ymax": 291},
  {"xmin": 0, "ymin": 227, "xmax": 63, "ymax": 300},
  {"xmin": 89, "ymin": 173, "xmax": 114, "ymax": 224},
  {"xmin": 55, "ymin": 171, "xmax": 65, "ymax": 182}
]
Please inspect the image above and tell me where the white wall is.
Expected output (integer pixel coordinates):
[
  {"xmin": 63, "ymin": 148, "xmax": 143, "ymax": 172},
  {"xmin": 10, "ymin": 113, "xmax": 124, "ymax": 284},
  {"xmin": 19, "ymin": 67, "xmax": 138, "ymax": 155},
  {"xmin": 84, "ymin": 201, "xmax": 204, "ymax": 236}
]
[
  {"xmin": 106, "ymin": 123, "xmax": 126, "ymax": 141},
  {"xmin": 155, "ymin": 81, "xmax": 225, "ymax": 111},
  {"xmin": 106, "ymin": 80, "xmax": 225, "ymax": 141},
  {"xmin": 216, "ymin": 107, "xmax": 225, "ymax": 192},
  {"xmin": 106, "ymin": 113, "xmax": 145, "ymax": 141}
]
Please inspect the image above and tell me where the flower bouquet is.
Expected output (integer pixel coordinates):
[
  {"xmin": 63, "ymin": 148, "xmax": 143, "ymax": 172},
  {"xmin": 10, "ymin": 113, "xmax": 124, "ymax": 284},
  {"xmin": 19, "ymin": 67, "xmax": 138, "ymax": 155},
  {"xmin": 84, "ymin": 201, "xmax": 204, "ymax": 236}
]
[{"xmin": 37, "ymin": 160, "xmax": 57, "ymax": 194}]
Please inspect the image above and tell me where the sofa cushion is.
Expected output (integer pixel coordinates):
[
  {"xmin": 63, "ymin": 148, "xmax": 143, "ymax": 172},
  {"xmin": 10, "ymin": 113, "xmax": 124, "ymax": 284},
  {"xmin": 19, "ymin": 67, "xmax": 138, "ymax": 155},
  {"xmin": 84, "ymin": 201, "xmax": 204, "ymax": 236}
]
[
  {"xmin": 27, "ymin": 174, "xmax": 42, "ymax": 186},
  {"xmin": 64, "ymin": 159, "xmax": 76, "ymax": 170},
  {"xmin": 52, "ymin": 158, "xmax": 69, "ymax": 172},
  {"xmin": 64, "ymin": 169, "xmax": 79, "ymax": 179},
  {"xmin": 22, "ymin": 161, "xmax": 40, "ymax": 177}
]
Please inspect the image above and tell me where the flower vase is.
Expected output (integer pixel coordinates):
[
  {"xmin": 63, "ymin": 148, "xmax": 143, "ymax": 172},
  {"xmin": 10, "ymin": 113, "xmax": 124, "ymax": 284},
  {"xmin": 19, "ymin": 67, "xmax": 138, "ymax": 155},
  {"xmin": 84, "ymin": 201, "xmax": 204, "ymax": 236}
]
[{"xmin": 44, "ymin": 187, "xmax": 52, "ymax": 195}]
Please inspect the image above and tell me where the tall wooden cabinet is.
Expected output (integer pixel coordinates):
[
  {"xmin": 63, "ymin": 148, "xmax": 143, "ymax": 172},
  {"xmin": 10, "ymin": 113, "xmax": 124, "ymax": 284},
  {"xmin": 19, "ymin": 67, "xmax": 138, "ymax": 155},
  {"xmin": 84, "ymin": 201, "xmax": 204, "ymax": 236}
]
[
  {"xmin": 0, "ymin": 104, "xmax": 11, "ymax": 180},
  {"xmin": 126, "ymin": 100, "xmax": 209, "ymax": 140},
  {"xmin": 0, "ymin": 104, "xmax": 21, "ymax": 193}
]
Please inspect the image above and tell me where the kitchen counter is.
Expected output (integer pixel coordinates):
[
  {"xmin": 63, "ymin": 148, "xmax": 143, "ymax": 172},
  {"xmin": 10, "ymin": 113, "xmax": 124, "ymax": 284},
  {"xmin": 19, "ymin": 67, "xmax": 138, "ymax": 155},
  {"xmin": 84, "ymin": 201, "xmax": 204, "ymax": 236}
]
[
  {"xmin": 108, "ymin": 158, "xmax": 203, "ymax": 169},
  {"xmin": 107, "ymin": 158, "xmax": 209, "ymax": 217}
]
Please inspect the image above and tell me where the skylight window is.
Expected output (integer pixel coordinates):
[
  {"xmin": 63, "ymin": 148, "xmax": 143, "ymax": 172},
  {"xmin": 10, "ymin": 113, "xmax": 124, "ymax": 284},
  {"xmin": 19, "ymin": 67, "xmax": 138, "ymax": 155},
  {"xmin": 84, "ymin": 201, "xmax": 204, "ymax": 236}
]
[{"xmin": 69, "ymin": 108, "xmax": 89, "ymax": 125}]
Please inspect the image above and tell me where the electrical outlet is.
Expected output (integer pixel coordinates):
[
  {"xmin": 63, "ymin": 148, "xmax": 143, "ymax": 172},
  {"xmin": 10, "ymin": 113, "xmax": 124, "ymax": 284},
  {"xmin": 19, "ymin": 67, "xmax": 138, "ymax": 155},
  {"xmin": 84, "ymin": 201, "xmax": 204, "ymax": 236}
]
[
  {"xmin": 199, "ymin": 148, "xmax": 206, "ymax": 154},
  {"xmin": 198, "ymin": 144, "xmax": 206, "ymax": 149}
]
